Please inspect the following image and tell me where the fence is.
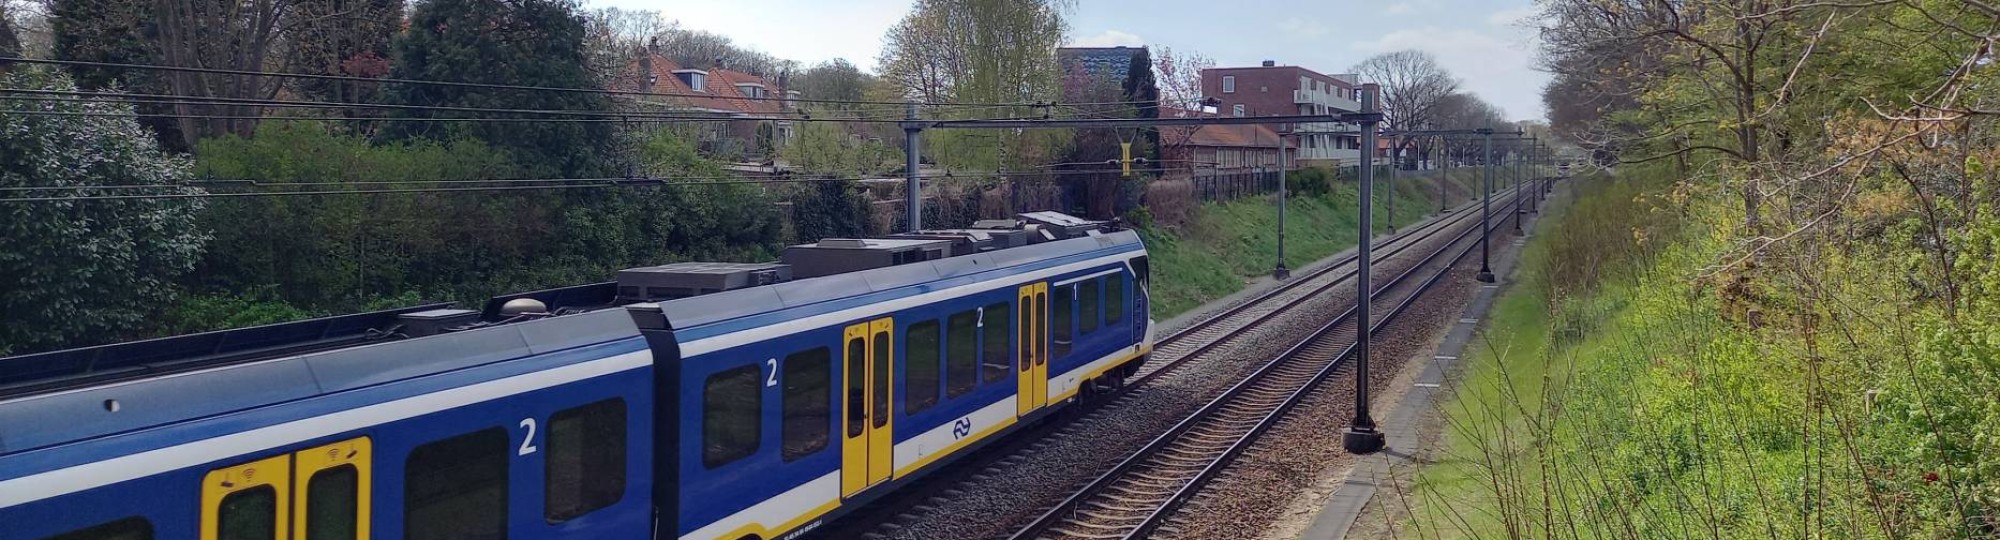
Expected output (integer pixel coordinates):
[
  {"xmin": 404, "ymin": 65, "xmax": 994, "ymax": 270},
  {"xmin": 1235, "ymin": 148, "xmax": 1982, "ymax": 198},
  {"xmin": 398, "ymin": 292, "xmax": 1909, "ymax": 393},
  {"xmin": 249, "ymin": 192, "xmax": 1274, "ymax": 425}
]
[{"xmin": 1190, "ymin": 169, "xmax": 1283, "ymax": 202}]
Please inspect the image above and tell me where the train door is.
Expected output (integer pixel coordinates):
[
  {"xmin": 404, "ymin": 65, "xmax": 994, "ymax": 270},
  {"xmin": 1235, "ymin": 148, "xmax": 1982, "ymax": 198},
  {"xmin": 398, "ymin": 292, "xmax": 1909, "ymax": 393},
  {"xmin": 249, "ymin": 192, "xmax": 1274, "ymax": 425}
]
[
  {"xmin": 200, "ymin": 437, "xmax": 372, "ymax": 540},
  {"xmin": 1015, "ymin": 282, "xmax": 1049, "ymax": 416},
  {"xmin": 841, "ymin": 318, "xmax": 895, "ymax": 498}
]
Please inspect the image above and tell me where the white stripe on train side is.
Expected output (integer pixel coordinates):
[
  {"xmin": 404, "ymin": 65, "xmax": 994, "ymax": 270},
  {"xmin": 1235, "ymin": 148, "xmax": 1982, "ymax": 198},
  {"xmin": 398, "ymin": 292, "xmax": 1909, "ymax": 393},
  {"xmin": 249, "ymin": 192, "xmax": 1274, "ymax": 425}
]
[
  {"xmin": 679, "ymin": 471, "xmax": 841, "ymax": 540},
  {"xmin": 0, "ymin": 351, "xmax": 652, "ymax": 509},
  {"xmin": 677, "ymin": 251, "xmax": 1140, "ymax": 358}
]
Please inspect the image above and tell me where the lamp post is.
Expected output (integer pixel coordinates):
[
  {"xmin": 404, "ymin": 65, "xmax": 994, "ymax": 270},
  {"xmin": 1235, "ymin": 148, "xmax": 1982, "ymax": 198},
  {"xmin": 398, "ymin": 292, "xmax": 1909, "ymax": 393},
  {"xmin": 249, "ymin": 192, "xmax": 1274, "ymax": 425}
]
[
  {"xmin": 904, "ymin": 102, "xmax": 923, "ymax": 233},
  {"xmin": 1438, "ymin": 134, "xmax": 1450, "ymax": 213},
  {"xmin": 1477, "ymin": 126, "xmax": 1496, "ymax": 283},
  {"xmin": 1275, "ymin": 133, "xmax": 1291, "ymax": 280},
  {"xmin": 1344, "ymin": 83, "xmax": 1388, "ymax": 455}
]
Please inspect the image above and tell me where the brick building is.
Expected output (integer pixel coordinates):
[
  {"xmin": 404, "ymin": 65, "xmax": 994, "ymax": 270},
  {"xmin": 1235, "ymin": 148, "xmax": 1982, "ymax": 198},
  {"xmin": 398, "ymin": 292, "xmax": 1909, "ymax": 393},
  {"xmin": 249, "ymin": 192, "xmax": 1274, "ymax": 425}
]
[
  {"xmin": 613, "ymin": 48, "xmax": 799, "ymax": 161},
  {"xmin": 1200, "ymin": 61, "xmax": 1364, "ymax": 166}
]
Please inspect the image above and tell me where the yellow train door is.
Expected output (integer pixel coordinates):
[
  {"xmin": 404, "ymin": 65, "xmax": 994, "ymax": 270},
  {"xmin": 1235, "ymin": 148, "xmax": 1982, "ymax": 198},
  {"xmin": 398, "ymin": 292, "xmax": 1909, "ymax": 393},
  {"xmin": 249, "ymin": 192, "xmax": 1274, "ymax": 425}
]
[
  {"xmin": 201, "ymin": 436, "xmax": 372, "ymax": 540},
  {"xmin": 1016, "ymin": 282, "xmax": 1049, "ymax": 416},
  {"xmin": 841, "ymin": 317, "xmax": 895, "ymax": 498}
]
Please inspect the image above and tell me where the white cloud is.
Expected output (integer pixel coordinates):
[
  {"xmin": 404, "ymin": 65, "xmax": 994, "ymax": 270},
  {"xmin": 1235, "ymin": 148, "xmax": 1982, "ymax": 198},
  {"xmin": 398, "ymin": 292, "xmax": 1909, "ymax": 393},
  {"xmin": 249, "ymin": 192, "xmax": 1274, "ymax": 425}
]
[
  {"xmin": 1486, "ymin": 5, "xmax": 1539, "ymax": 26},
  {"xmin": 1278, "ymin": 18, "xmax": 1330, "ymax": 40},
  {"xmin": 1068, "ymin": 29, "xmax": 1146, "ymax": 47},
  {"xmin": 1351, "ymin": 26, "xmax": 1549, "ymax": 121},
  {"xmin": 1383, "ymin": 0, "xmax": 1441, "ymax": 16}
]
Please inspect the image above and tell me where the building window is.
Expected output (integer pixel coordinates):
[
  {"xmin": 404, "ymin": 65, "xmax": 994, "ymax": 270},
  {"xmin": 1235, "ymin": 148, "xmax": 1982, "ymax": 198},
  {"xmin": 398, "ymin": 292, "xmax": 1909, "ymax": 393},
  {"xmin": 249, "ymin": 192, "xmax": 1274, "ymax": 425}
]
[
  {"xmin": 546, "ymin": 398, "xmax": 627, "ymax": 521},
  {"xmin": 1300, "ymin": 76, "xmax": 1310, "ymax": 91},
  {"xmin": 1232, "ymin": 104, "xmax": 1245, "ymax": 117},
  {"xmin": 1222, "ymin": 75, "xmax": 1235, "ymax": 93},
  {"xmin": 405, "ymin": 428, "xmax": 509, "ymax": 540}
]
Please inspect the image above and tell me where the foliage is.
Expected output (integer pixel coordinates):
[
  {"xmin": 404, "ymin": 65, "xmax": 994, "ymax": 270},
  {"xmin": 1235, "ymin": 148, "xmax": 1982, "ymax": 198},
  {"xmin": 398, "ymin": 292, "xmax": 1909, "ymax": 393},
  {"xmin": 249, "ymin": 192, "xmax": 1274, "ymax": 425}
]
[
  {"xmin": 789, "ymin": 179, "xmax": 874, "ymax": 242},
  {"xmin": 47, "ymin": 0, "xmax": 185, "ymax": 151},
  {"xmin": 283, "ymin": 0, "xmax": 404, "ymax": 108},
  {"xmin": 377, "ymin": 0, "xmax": 616, "ymax": 177},
  {"xmin": 879, "ymin": 0, "xmax": 1070, "ymax": 171},
  {"xmin": 792, "ymin": 59, "xmax": 873, "ymax": 106},
  {"xmin": 782, "ymin": 121, "xmax": 902, "ymax": 176},
  {"xmin": 0, "ymin": 68, "xmax": 208, "ymax": 354}
]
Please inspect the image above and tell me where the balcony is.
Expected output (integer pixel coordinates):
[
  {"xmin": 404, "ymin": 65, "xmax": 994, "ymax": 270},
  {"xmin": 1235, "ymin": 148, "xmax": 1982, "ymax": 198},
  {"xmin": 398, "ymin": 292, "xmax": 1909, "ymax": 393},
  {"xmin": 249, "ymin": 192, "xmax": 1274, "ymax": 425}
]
[
  {"xmin": 1294, "ymin": 121, "xmax": 1358, "ymax": 134},
  {"xmin": 1292, "ymin": 89, "xmax": 1364, "ymax": 113}
]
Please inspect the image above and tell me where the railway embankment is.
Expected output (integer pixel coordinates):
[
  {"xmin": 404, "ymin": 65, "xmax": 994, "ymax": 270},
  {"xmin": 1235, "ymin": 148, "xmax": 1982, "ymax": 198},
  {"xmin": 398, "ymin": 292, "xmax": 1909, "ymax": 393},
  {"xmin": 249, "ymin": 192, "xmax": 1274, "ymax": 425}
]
[
  {"xmin": 1335, "ymin": 166, "xmax": 2000, "ymax": 540},
  {"xmin": 1142, "ymin": 169, "xmax": 1485, "ymax": 319}
]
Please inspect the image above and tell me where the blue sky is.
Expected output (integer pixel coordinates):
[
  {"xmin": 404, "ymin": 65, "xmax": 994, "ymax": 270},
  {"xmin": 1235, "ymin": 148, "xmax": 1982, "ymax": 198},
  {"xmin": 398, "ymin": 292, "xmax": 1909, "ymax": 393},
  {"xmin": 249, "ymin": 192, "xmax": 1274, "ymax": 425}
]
[{"xmin": 590, "ymin": 0, "xmax": 1549, "ymax": 121}]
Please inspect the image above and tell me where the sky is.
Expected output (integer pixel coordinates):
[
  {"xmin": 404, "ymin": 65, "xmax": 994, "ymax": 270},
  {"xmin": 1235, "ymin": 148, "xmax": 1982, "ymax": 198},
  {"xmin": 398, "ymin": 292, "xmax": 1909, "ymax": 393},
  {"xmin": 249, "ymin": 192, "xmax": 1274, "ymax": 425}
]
[{"xmin": 588, "ymin": 0, "xmax": 1551, "ymax": 122}]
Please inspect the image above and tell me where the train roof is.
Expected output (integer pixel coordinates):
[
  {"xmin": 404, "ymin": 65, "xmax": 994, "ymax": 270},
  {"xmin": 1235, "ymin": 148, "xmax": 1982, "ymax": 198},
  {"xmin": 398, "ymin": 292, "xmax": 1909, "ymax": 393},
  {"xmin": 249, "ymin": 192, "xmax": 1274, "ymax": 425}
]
[{"xmin": 0, "ymin": 213, "xmax": 1142, "ymax": 455}]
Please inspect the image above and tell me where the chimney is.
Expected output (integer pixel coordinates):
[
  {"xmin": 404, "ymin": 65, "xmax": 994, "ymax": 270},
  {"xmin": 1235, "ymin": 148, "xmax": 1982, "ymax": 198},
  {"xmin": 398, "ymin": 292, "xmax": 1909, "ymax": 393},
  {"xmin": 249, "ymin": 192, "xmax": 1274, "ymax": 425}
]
[
  {"xmin": 1261, "ymin": 60, "xmax": 1276, "ymax": 67},
  {"xmin": 647, "ymin": 36, "xmax": 660, "ymax": 55},
  {"xmin": 713, "ymin": 56, "xmax": 725, "ymax": 70}
]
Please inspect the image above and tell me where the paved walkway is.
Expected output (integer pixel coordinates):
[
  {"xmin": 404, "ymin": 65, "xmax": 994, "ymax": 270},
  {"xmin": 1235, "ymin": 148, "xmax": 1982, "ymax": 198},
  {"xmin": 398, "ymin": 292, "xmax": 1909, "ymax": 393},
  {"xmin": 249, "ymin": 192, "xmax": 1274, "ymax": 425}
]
[{"xmin": 1296, "ymin": 189, "xmax": 1553, "ymax": 540}]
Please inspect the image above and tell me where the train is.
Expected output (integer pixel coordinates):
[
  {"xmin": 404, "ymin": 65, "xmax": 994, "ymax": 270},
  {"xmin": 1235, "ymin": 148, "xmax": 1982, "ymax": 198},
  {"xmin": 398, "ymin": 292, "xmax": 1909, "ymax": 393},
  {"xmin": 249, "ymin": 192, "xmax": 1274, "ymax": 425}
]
[{"xmin": 0, "ymin": 211, "xmax": 1154, "ymax": 540}]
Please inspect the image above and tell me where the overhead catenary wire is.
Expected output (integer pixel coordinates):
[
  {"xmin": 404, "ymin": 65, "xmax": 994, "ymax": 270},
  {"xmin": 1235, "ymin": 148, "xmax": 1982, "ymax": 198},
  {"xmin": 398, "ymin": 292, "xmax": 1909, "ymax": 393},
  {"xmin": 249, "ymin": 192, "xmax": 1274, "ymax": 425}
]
[
  {"xmin": 2, "ymin": 93, "xmax": 1113, "ymax": 125},
  {"xmin": 0, "ymin": 56, "xmax": 1158, "ymax": 109},
  {"xmin": 0, "ymin": 167, "xmax": 1187, "ymax": 201}
]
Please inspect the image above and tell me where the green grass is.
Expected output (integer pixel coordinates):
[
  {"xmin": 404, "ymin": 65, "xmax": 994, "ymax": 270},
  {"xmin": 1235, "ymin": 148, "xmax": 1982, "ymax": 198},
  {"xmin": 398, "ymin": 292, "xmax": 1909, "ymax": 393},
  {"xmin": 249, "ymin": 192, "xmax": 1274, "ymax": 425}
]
[{"xmin": 1139, "ymin": 169, "xmax": 1493, "ymax": 318}]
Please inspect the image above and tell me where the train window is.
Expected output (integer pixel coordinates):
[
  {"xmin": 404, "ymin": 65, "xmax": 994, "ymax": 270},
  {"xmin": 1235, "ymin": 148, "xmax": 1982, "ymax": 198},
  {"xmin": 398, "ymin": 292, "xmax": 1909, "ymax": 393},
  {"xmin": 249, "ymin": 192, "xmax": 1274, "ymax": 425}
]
[
  {"xmin": 946, "ymin": 310, "xmax": 978, "ymax": 397},
  {"xmin": 872, "ymin": 330, "xmax": 890, "ymax": 428},
  {"xmin": 1052, "ymin": 285, "xmax": 1073, "ymax": 359},
  {"xmin": 1106, "ymin": 276, "xmax": 1124, "ymax": 325},
  {"xmin": 41, "ymin": 517, "xmax": 153, "ymax": 540},
  {"xmin": 405, "ymin": 428, "xmax": 508, "ymax": 540},
  {"xmin": 905, "ymin": 320, "xmax": 941, "ymax": 414},
  {"xmin": 219, "ymin": 485, "xmax": 277, "ymax": 540},
  {"xmin": 547, "ymin": 398, "xmax": 627, "ymax": 521},
  {"xmin": 703, "ymin": 366, "xmax": 763, "ymax": 468},
  {"xmin": 305, "ymin": 466, "xmax": 359, "ymax": 540},
  {"xmin": 846, "ymin": 338, "xmax": 866, "ymax": 438},
  {"xmin": 1130, "ymin": 256, "xmax": 1150, "ymax": 289},
  {"xmin": 781, "ymin": 348, "xmax": 832, "ymax": 461},
  {"xmin": 982, "ymin": 303, "xmax": 1011, "ymax": 384},
  {"xmin": 1080, "ymin": 278, "xmax": 1101, "ymax": 335}
]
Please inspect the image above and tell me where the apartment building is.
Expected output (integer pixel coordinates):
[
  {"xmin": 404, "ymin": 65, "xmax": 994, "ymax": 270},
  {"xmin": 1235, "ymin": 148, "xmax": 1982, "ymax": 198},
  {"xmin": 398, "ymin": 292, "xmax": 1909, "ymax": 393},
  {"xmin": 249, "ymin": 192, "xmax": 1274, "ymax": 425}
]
[{"xmin": 1200, "ymin": 61, "xmax": 1364, "ymax": 165}]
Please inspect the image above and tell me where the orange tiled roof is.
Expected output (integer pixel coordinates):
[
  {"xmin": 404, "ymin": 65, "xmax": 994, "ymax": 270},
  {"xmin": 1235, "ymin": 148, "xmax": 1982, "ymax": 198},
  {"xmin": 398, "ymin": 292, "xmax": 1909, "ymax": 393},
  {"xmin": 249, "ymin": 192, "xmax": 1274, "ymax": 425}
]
[{"xmin": 615, "ymin": 53, "xmax": 787, "ymax": 117}]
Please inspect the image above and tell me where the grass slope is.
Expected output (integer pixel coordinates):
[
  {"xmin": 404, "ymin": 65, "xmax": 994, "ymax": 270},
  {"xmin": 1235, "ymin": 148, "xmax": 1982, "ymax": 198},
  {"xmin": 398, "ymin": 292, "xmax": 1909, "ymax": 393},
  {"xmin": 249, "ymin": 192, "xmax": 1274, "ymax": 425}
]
[{"xmin": 1139, "ymin": 169, "xmax": 1502, "ymax": 318}]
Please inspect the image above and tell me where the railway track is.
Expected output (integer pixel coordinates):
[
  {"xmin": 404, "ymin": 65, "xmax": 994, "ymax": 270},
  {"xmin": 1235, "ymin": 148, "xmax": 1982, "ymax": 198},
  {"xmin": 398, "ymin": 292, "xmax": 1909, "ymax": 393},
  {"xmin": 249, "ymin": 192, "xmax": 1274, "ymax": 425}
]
[
  {"xmin": 811, "ymin": 189, "xmax": 1522, "ymax": 540},
  {"xmin": 1128, "ymin": 188, "xmax": 1519, "ymax": 385},
  {"xmin": 1005, "ymin": 196, "xmax": 1504, "ymax": 540}
]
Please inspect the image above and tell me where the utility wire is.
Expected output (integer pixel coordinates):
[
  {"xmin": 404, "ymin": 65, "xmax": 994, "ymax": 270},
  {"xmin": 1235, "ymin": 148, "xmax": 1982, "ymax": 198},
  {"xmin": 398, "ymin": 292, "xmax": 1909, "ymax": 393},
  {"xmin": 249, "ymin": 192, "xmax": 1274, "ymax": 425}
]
[
  {"xmin": 0, "ymin": 57, "xmax": 1156, "ymax": 109},
  {"xmin": 3, "ymin": 93, "xmax": 1102, "ymax": 124},
  {"xmin": 0, "ymin": 168, "xmax": 1184, "ymax": 201}
]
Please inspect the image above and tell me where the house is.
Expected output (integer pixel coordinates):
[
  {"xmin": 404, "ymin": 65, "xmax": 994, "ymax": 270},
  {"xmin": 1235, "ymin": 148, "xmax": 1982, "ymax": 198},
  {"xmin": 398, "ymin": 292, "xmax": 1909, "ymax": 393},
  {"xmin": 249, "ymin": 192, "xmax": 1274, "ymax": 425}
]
[
  {"xmin": 1159, "ymin": 109, "xmax": 1284, "ymax": 180},
  {"xmin": 614, "ymin": 46, "xmax": 799, "ymax": 161},
  {"xmin": 1200, "ymin": 60, "xmax": 1365, "ymax": 166}
]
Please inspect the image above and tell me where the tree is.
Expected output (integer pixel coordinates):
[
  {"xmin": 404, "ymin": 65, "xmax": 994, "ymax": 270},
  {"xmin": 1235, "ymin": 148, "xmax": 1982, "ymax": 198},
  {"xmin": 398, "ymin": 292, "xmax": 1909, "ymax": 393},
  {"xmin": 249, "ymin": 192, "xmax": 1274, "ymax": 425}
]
[
  {"xmin": 582, "ymin": 8, "xmax": 670, "ymax": 85},
  {"xmin": 1121, "ymin": 48, "xmax": 1160, "ymax": 163},
  {"xmin": 47, "ymin": 0, "xmax": 187, "ymax": 150},
  {"xmin": 1352, "ymin": 50, "xmax": 1459, "ymax": 169},
  {"xmin": 792, "ymin": 59, "xmax": 872, "ymax": 108},
  {"xmin": 0, "ymin": 2, "xmax": 19, "ymax": 71},
  {"xmin": 153, "ymin": 0, "xmax": 296, "ymax": 146},
  {"xmin": 878, "ymin": 0, "xmax": 1070, "ymax": 171},
  {"xmin": 1153, "ymin": 46, "xmax": 1211, "ymax": 113},
  {"xmin": 283, "ymin": 0, "xmax": 404, "ymax": 109},
  {"xmin": 378, "ymin": 0, "xmax": 617, "ymax": 177},
  {"xmin": 0, "ymin": 68, "xmax": 208, "ymax": 354},
  {"xmin": 648, "ymin": 22, "xmax": 793, "ymax": 79}
]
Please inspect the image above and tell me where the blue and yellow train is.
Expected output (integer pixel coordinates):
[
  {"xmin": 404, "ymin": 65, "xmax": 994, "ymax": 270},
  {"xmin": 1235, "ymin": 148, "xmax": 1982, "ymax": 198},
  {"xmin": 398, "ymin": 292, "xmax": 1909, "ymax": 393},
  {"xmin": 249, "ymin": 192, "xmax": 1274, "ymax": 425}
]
[{"xmin": 0, "ymin": 212, "xmax": 1153, "ymax": 540}]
